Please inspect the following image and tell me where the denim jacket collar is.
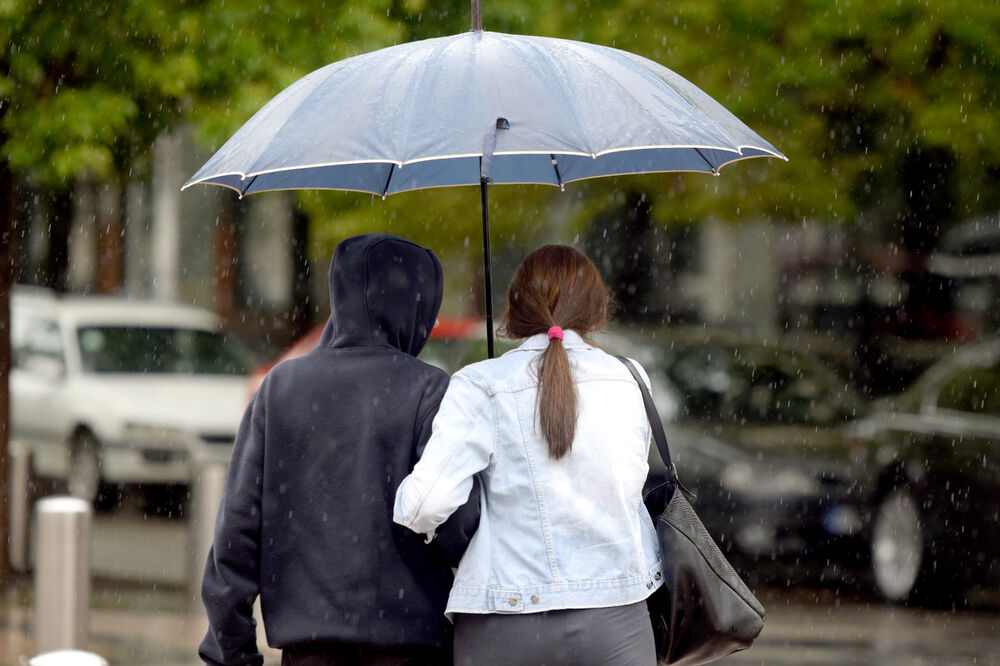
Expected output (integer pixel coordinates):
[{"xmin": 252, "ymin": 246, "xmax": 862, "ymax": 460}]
[{"xmin": 514, "ymin": 329, "xmax": 590, "ymax": 351}]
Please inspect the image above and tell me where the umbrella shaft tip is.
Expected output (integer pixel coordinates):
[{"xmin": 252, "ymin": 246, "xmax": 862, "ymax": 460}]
[{"xmin": 471, "ymin": 0, "xmax": 482, "ymax": 31}]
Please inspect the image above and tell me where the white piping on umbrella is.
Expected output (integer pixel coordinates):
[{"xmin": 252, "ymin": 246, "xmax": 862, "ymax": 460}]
[
  {"xmin": 181, "ymin": 143, "xmax": 786, "ymax": 192},
  {"xmin": 214, "ymin": 165, "xmax": 775, "ymax": 199}
]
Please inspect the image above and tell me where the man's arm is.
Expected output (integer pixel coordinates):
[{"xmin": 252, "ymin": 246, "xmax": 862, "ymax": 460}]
[{"xmin": 198, "ymin": 393, "xmax": 266, "ymax": 666}]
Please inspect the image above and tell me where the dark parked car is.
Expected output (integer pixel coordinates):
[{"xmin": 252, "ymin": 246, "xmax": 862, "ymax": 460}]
[
  {"xmin": 599, "ymin": 327, "xmax": 869, "ymax": 579},
  {"xmin": 849, "ymin": 337, "xmax": 1000, "ymax": 604}
]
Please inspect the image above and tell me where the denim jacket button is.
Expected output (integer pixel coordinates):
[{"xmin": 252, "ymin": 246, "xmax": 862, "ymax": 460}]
[
  {"xmin": 508, "ymin": 598, "xmax": 518, "ymax": 607},
  {"xmin": 654, "ymin": 572, "xmax": 662, "ymax": 581},
  {"xmin": 646, "ymin": 582, "xmax": 653, "ymax": 589},
  {"xmin": 530, "ymin": 595, "xmax": 539, "ymax": 604}
]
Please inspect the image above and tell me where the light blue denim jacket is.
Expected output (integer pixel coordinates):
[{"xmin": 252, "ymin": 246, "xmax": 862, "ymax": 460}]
[{"xmin": 394, "ymin": 330, "xmax": 663, "ymax": 617}]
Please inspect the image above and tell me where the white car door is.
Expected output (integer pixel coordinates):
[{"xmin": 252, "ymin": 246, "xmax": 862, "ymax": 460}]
[{"xmin": 11, "ymin": 311, "xmax": 72, "ymax": 475}]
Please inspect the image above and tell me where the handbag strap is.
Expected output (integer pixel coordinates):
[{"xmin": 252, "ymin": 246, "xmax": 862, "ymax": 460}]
[{"xmin": 615, "ymin": 355, "xmax": 693, "ymax": 499}]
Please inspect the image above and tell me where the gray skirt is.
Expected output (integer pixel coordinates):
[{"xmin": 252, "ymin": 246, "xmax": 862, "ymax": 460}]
[{"xmin": 453, "ymin": 601, "xmax": 656, "ymax": 666}]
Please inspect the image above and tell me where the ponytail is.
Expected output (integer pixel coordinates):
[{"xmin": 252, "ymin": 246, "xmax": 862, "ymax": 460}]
[{"xmin": 538, "ymin": 327, "xmax": 575, "ymax": 459}]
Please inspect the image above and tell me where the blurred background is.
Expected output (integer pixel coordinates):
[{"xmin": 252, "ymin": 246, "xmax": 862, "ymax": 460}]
[{"xmin": 2, "ymin": 0, "xmax": 1000, "ymax": 664}]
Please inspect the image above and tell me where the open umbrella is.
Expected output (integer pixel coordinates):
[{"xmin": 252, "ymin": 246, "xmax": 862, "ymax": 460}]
[{"xmin": 183, "ymin": 1, "xmax": 785, "ymax": 357}]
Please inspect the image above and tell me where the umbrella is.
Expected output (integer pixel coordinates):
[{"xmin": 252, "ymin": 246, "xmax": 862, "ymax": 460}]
[{"xmin": 183, "ymin": 2, "xmax": 785, "ymax": 357}]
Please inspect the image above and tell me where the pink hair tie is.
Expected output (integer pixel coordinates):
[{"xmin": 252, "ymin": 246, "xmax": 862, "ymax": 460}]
[{"xmin": 547, "ymin": 326, "xmax": 564, "ymax": 341}]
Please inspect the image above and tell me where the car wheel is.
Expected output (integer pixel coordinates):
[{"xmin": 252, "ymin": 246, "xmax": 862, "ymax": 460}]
[
  {"xmin": 871, "ymin": 488, "xmax": 924, "ymax": 602},
  {"xmin": 67, "ymin": 431, "xmax": 102, "ymax": 505}
]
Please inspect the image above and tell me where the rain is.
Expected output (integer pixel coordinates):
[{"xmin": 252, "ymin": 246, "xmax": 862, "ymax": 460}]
[{"xmin": 1, "ymin": 0, "xmax": 1000, "ymax": 664}]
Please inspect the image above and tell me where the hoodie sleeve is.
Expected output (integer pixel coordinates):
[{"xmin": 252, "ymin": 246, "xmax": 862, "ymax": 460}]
[
  {"xmin": 394, "ymin": 369, "xmax": 493, "ymax": 536},
  {"xmin": 198, "ymin": 393, "xmax": 265, "ymax": 666},
  {"xmin": 412, "ymin": 369, "xmax": 451, "ymax": 463}
]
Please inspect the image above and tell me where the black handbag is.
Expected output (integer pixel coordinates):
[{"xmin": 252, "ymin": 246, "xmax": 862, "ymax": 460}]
[{"xmin": 617, "ymin": 356, "xmax": 765, "ymax": 665}]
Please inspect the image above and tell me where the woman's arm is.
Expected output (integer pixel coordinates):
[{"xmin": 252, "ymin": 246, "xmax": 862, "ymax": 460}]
[{"xmin": 394, "ymin": 369, "xmax": 494, "ymax": 537}]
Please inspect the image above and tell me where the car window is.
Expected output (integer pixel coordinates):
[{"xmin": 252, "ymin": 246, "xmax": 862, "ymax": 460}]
[
  {"xmin": 733, "ymin": 357, "xmax": 795, "ymax": 422},
  {"xmin": 936, "ymin": 361, "xmax": 1000, "ymax": 417},
  {"xmin": 764, "ymin": 352, "xmax": 860, "ymax": 425},
  {"xmin": 12, "ymin": 314, "xmax": 64, "ymax": 371},
  {"xmin": 666, "ymin": 344, "xmax": 858, "ymax": 426},
  {"xmin": 76, "ymin": 326, "xmax": 257, "ymax": 375},
  {"xmin": 663, "ymin": 345, "xmax": 735, "ymax": 420}
]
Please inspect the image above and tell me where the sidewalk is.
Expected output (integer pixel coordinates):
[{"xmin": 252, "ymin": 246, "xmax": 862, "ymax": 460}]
[
  {"xmin": 1, "ymin": 575, "xmax": 282, "ymax": 666},
  {"xmin": 0, "ymin": 500, "xmax": 282, "ymax": 666}
]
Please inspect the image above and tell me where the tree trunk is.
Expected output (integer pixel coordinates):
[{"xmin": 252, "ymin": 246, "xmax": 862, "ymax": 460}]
[
  {"xmin": 41, "ymin": 187, "xmax": 73, "ymax": 293},
  {"xmin": 0, "ymin": 139, "xmax": 18, "ymax": 580},
  {"xmin": 213, "ymin": 196, "xmax": 241, "ymax": 327},
  {"xmin": 95, "ymin": 181, "xmax": 126, "ymax": 295},
  {"xmin": 289, "ymin": 206, "xmax": 313, "ymax": 340}
]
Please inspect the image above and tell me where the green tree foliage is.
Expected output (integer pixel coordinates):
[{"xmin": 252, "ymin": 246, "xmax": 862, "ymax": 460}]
[
  {"xmin": 2, "ymin": 0, "xmax": 195, "ymax": 185},
  {"xmin": 0, "ymin": 0, "xmax": 404, "ymax": 187},
  {"xmin": 533, "ymin": 0, "xmax": 1000, "ymax": 233}
]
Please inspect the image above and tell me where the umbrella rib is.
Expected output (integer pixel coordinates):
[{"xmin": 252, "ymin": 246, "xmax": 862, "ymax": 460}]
[
  {"xmin": 241, "ymin": 175, "xmax": 259, "ymax": 196},
  {"xmin": 549, "ymin": 154, "xmax": 564, "ymax": 190},
  {"xmin": 694, "ymin": 148, "xmax": 719, "ymax": 175},
  {"xmin": 382, "ymin": 163, "xmax": 396, "ymax": 197}
]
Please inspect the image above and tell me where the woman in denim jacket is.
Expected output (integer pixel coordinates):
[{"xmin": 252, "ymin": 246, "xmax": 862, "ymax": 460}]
[{"xmin": 394, "ymin": 245, "xmax": 662, "ymax": 665}]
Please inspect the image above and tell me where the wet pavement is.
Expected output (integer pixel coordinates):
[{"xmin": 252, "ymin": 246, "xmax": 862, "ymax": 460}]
[
  {"xmin": 1, "ymin": 494, "xmax": 283, "ymax": 666},
  {"xmin": 5, "ymin": 579, "xmax": 1000, "ymax": 666},
  {"xmin": 728, "ymin": 588, "xmax": 1000, "ymax": 665},
  {"xmin": 2, "ymin": 502, "xmax": 1000, "ymax": 665},
  {"xmin": 1, "ymin": 573, "xmax": 284, "ymax": 666}
]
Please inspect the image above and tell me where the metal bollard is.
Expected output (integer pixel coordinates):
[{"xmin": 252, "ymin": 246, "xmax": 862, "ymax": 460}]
[
  {"xmin": 189, "ymin": 458, "xmax": 227, "ymax": 594},
  {"xmin": 8, "ymin": 440, "xmax": 33, "ymax": 572},
  {"xmin": 33, "ymin": 496, "xmax": 92, "ymax": 654},
  {"xmin": 29, "ymin": 649, "xmax": 108, "ymax": 666}
]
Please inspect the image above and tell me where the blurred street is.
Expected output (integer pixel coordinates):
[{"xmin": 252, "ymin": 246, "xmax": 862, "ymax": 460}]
[
  {"xmin": 0, "ymin": 491, "xmax": 284, "ymax": 666},
  {"xmin": 727, "ymin": 588, "xmax": 1000, "ymax": 666},
  {"xmin": 2, "ymin": 495, "xmax": 1000, "ymax": 666}
]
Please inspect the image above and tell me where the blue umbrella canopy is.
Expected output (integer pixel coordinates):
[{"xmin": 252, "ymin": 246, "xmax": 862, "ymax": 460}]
[
  {"xmin": 185, "ymin": 30, "xmax": 784, "ymax": 197},
  {"xmin": 184, "ymin": 26, "xmax": 785, "ymax": 356}
]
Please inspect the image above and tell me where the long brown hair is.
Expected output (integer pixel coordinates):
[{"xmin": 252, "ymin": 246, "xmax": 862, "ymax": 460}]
[{"xmin": 501, "ymin": 245, "xmax": 610, "ymax": 459}]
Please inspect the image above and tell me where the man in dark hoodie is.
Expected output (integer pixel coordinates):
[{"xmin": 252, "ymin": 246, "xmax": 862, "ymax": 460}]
[{"xmin": 199, "ymin": 234, "xmax": 478, "ymax": 666}]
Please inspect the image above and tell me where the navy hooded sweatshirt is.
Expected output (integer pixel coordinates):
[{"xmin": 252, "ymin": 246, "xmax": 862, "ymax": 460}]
[{"xmin": 200, "ymin": 234, "xmax": 478, "ymax": 666}]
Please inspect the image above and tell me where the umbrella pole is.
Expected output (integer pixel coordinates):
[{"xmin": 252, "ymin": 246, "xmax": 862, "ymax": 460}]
[
  {"xmin": 480, "ymin": 180, "xmax": 495, "ymax": 359},
  {"xmin": 471, "ymin": 0, "xmax": 482, "ymax": 31}
]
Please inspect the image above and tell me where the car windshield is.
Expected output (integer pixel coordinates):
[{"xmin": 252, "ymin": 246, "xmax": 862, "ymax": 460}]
[
  {"xmin": 77, "ymin": 326, "xmax": 257, "ymax": 375},
  {"xmin": 656, "ymin": 343, "xmax": 863, "ymax": 425}
]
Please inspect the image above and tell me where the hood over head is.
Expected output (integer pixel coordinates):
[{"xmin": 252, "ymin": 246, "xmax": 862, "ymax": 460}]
[{"xmin": 319, "ymin": 234, "xmax": 443, "ymax": 356}]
